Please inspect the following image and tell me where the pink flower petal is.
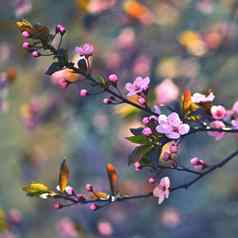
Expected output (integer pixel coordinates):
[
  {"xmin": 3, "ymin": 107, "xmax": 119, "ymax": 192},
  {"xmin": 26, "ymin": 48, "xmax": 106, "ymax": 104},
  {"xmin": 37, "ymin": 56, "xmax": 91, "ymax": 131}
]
[
  {"xmin": 178, "ymin": 123, "xmax": 190, "ymax": 135},
  {"xmin": 167, "ymin": 112, "xmax": 181, "ymax": 127},
  {"xmin": 167, "ymin": 132, "xmax": 180, "ymax": 139},
  {"xmin": 156, "ymin": 124, "xmax": 172, "ymax": 134}
]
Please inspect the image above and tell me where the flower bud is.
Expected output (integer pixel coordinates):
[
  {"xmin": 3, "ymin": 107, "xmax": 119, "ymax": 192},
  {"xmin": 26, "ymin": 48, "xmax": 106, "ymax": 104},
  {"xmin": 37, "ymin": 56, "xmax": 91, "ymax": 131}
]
[
  {"xmin": 32, "ymin": 50, "xmax": 40, "ymax": 58},
  {"xmin": 22, "ymin": 42, "xmax": 31, "ymax": 49},
  {"xmin": 89, "ymin": 203, "xmax": 98, "ymax": 211},
  {"xmin": 22, "ymin": 31, "xmax": 30, "ymax": 38},
  {"xmin": 142, "ymin": 127, "xmax": 152, "ymax": 136},
  {"xmin": 56, "ymin": 24, "xmax": 66, "ymax": 34},
  {"xmin": 80, "ymin": 89, "xmax": 88, "ymax": 97},
  {"xmin": 103, "ymin": 98, "xmax": 112, "ymax": 104},
  {"xmin": 108, "ymin": 74, "xmax": 118, "ymax": 83},
  {"xmin": 134, "ymin": 161, "xmax": 142, "ymax": 171},
  {"xmin": 148, "ymin": 177, "xmax": 156, "ymax": 184}
]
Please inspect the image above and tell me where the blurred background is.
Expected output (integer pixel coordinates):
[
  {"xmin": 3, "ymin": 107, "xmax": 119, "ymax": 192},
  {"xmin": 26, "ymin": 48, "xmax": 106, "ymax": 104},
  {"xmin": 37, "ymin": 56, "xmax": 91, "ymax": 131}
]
[{"xmin": 1, "ymin": 0, "xmax": 238, "ymax": 237}]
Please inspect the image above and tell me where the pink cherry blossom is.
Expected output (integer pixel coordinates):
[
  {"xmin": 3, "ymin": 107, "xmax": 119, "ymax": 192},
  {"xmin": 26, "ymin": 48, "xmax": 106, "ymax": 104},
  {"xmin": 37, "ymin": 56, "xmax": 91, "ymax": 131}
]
[
  {"xmin": 142, "ymin": 127, "xmax": 152, "ymax": 136},
  {"xmin": 190, "ymin": 157, "xmax": 207, "ymax": 171},
  {"xmin": 125, "ymin": 76, "xmax": 150, "ymax": 96},
  {"xmin": 208, "ymin": 120, "xmax": 226, "ymax": 140},
  {"xmin": 155, "ymin": 79, "xmax": 179, "ymax": 105},
  {"xmin": 153, "ymin": 177, "xmax": 171, "ymax": 205},
  {"xmin": 210, "ymin": 105, "xmax": 226, "ymax": 120},
  {"xmin": 156, "ymin": 112, "xmax": 190, "ymax": 139},
  {"xmin": 75, "ymin": 43, "xmax": 94, "ymax": 57},
  {"xmin": 191, "ymin": 92, "xmax": 215, "ymax": 103}
]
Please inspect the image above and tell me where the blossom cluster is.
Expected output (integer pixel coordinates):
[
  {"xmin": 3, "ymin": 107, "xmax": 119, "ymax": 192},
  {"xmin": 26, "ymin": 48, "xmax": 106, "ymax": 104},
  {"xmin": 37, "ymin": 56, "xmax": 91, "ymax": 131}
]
[{"xmin": 17, "ymin": 20, "xmax": 238, "ymax": 209}]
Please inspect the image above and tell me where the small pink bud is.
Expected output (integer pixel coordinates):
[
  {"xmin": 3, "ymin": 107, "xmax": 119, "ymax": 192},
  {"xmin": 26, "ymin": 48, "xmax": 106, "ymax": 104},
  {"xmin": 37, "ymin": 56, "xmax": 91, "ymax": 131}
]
[
  {"xmin": 142, "ymin": 127, "xmax": 152, "ymax": 136},
  {"xmin": 22, "ymin": 31, "xmax": 30, "ymax": 38},
  {"xmin": 142, "ymin": 116, "xmax": 150, "ymax": 125},
  {"xmin": 103, "ymin": 98, "xmax": 112, "ymax": 104},
  {"xmin": 89, "ymin": 203, "xmax": 98, "ymax": 211},
  {"xmin": 148, "ymin": 177, "xmax": 156, "ymax": 184},
  {"xmin": 190, "ymin": 157, "xmax": 207, "ymax": 171},
  {"xmin": 22, "ymin": 42, "xmax": 31, "ymax": 49},
  {"xmin": 108, "ymin": 74, "xmax": 118, "ymax": 83},
  {"xmin": 32, "ymin": 50, "xmax": 40, "ymax": 58},
  {"xmin": 190, "ymin": 157, "xmax": 199, "ymax": 166},
  {"xmin": 85, "ymin": 184, "xmax": 94, "ymax": 192},
  {"xmin": 53, "ymin": 201, "xmax": 63, "ymax": 209},
  {"xmin": 80, "ymin": 89, "xmax": 88, "ymax": 97},
  {"xmin": 138, "ymin": 97, "xmax": 146, "ymax": 105},
  {"xmin": 56, "ymin": 24, "xmax": 66, "ymax": 34},
  {"xmin": 134, "ymin": 161, "xmax": 142, "ymax": 171}
]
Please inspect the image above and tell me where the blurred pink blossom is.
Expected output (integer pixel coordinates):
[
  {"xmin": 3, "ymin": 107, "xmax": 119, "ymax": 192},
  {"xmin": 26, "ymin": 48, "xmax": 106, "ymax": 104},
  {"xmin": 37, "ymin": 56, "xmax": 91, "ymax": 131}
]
[
  {"xmin": 208, "ymin": 120, "xmax": 226, "ymax": 140},
  {"xmin": 232, "ymin": 101, "xmax": 238, "ymax": 117},
  {"xmin": 160, "ymin": 207, "xmax": 181, "ymax": 228},
  {"xmin": 0, "ymin": 232, "xmax": 16, "ymax": 238},
  {"xmin": 156, "ymin": 113, "xmax": 190, "ymax": 139},
  {"xmin": 14, "ymin": 0, "xmax": 32, "ymax": 17},
  {"xmin": 57, "ymin": 217, "xmax": 78, "ymax": 238},
  {"xmin": 155, "ymin": 79, "xmax": 179, "ymax": 105},
  {"xmin": 231, "ymin": 119, "xmax": 238, "ymax": 129},
  {"xmin": 97, "ymin": 221, "xmax": 113, "ymax": 236},
  {"xmin": 8, "ymin": 209, "xmax": 22, "ymax": 225},
  {"xmin": 116, "ymin": 27, "xmax": 135, "ymax": 49},
  {"xmin": 133, "ymin": 55, "xmax": 151, "ymax": 77},
  {"xmin": 153, "ymin": 177, "xmax": 170, "ymax": 205},
  {"xmin": 87, "ymin": 0, "xmax": 116, "ymax": 14}
]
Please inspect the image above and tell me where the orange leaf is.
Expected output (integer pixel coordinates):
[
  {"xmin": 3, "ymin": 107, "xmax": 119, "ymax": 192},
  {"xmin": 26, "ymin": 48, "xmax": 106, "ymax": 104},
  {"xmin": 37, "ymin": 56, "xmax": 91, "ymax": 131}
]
[
  {"xmin": 106, "ymin": 163, "xmax": 118, "ymax": 195},
  {"xmin": 58, "ymin": 160, "xmax": 70, "ymax": 192},
  {"xmin": 90, "ymin": 192, "xmax": 109, "ymax": 200},
  {"xmin": 182, "ymin": 88, "xmax": 192, "ymax": 112}
]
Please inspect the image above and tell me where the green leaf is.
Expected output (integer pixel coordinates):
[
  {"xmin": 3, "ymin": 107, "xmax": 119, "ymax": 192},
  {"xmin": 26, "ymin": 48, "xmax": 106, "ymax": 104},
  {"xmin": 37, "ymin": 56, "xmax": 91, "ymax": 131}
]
[
  {"xmin": 45, "ymin": 62, "xmax": 62, "ymax": 75},
  {"xmin": 95, "ymin": 75, "xmax": 108, "ymax": 88},
  {"xmin": 128, "ymin": 145, "xmax": 153, "ymax": 165},
  {"xmin": 57, "ymin": 48, "xmax": 68, "ymax": 66},
  {"xmin": 126, "ymin": 135, "xmax": 150, "ymax": 144},
  {"xmin": 22, "ymin": 182, "xmax": 49, "ymax": 197}
]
